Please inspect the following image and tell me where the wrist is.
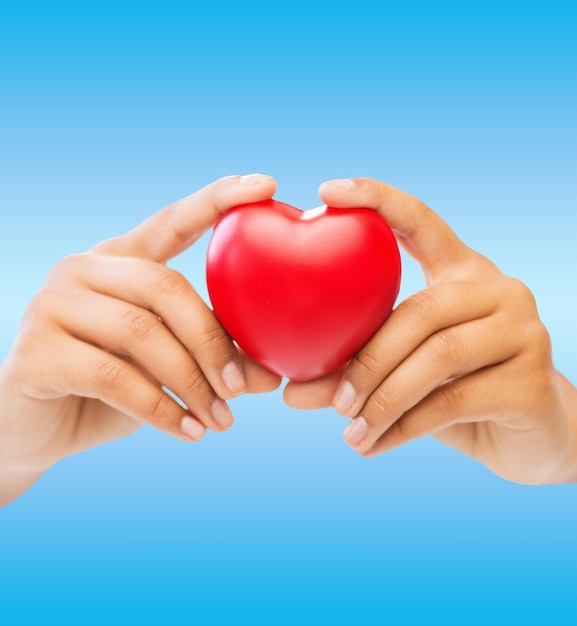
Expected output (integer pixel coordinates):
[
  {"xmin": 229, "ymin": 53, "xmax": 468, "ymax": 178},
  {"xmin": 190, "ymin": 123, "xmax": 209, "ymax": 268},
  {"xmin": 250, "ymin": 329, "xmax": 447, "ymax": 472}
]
[
  {"xmin": 550, "ymin": 372, "xmax": 577, "ymax": 484},
  {"xmin": 0, "ymin": 461, "xmax": 48, "ymax": 507},
  {"xmin": 0, "ymin": 360, "xmax": 56, "ymax": 506}
]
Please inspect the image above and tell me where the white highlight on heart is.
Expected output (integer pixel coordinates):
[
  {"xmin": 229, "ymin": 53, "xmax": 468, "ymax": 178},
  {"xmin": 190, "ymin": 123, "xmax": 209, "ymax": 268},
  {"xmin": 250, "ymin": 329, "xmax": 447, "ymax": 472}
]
[{"xmin": 300, "ymin": 205, "xmax": 327, "ymax": 221}]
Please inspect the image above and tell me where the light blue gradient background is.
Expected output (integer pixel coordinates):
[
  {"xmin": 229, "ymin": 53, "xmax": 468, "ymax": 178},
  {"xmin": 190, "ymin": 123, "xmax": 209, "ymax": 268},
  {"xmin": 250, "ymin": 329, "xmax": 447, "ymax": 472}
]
[{"xmin": 1, "ymin": 1, "xmax": 576, "ymax": 624}]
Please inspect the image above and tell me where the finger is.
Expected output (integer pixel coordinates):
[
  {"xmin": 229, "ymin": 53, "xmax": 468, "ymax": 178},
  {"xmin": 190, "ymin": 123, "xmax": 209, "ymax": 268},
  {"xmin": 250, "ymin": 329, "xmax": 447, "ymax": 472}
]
[
  {"xmin": 52, "ymin": 290, "xmax": 235, "ymax": 433},
  {"xmin": 94, "ymin": 174, "xmax": 277, "ymax": 263},
  {"xmin": 283, "ymin": 367, "xmax": 344, "ymax": 410},
  {"xmin": 54, "ymin": 336, "xmax": 207, "ymax": 442},
  {"xmin": 342, "ymin": 312, "xmax": 522, "ymax": 452},
  {"xmin": 359, "ymin": 366, "xmax": 513, "ymax": 458},
  {"xmin": 318, "ymin": 178, "xmax": 489, "ymax": 281},
  {"xmin": 332, "ymin": 280, "xmax": 501, "ymax": 418},
  {"xmin": 238, "ymin": 350, "xmax": 283, "ymax": 394},
  {"xmin": 77, "ymin": 255, "xmax": 246, "ymax": 400}
]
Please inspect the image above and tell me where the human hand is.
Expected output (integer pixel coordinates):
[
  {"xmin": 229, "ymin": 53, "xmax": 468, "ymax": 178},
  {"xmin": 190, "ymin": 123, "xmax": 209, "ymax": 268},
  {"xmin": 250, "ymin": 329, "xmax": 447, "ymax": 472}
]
[
  {"xmin": 284, "ymin": 178, "xmax": 577, "ymax": 485},
  {"xmin": 0, "ymin": 174, "xmax": 282, "ymax": 506}
]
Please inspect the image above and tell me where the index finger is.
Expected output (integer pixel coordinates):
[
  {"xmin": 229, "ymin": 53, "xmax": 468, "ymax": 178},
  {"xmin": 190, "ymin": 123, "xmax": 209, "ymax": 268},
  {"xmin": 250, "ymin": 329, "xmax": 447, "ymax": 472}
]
[
  {"xmin": 95, "ymin": 174, "xmax": 277, "ymax": 262},
  {"xmin": 318, "ymin": 178, "xmax": 473, "ymax": 281}
]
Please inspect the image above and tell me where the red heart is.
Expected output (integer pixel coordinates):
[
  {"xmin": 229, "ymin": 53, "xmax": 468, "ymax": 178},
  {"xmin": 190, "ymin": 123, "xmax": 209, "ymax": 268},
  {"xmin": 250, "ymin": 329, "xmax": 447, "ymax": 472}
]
[{"xmin": 206, "ymin": 200, "xmax": 401, "ymax": 381}]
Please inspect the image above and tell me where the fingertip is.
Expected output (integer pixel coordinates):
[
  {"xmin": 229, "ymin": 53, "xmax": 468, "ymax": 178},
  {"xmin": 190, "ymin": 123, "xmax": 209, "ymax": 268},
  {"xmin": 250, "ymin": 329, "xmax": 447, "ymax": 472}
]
[
  {"xmin": 210, "ymin": 398, "xmax": 235, "ymax": 431},
  {"xmin": 318, "ymin": 178, "xmax": 375, "ymax": 209},
  {"xmin": 343, "ymin": 416, "xmax": 368, "ymax": 446},
  {"xmin": 321, "ymin": 178, "xmax": 357, "ymax": 191},
  {"xmin": 221, "ymin": 360, "xmax": 247, "ymax": 397},
  {"xmin": 282, "ymin": 380, "xmax": 304, "ymax": 409},
  {"xmin": 282, "ymin": 380, "xmax": 295, "ymax": 406},
  {"xmin": 238, "ymin": 351, "xmax": 283, "ymax": 394},
  {"xmin": 318, "ymin": 178, "xmax": 354, "ymax": 205},
  {"xmin": 332, "ymin": 379, "xmax": 359, "ymax": 417},
  {"xmin": 213, "ymin": 174, "xmax": 277, "ymax": 215},
  {"xmin": 239, "ymin": 173, "xmax": 276, "ymax": 187},
  {"xmin": 266, "ymin": 374, "xmax": 284, "ymax": 393},
  {"xmin": 318, "ymin": 177, "xmax": 391, "ymax": 208},
  {"xmin": 283, "ymin": 371, "xmax": 341, "ymax": 410},
  {"xmin": 180, "ymin": 415, "xmax": 206, "ymax": 441}
]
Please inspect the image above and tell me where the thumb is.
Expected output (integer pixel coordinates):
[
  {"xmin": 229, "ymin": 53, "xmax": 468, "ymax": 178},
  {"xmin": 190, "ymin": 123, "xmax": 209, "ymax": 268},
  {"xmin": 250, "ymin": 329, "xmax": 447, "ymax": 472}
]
[
  {"xmin": 319, "ymin": 178, "xmax": 473, "ymax": 282},
  {"xmin": 95, "ymin": 174, "xmax": 277, "ymax": 262}
]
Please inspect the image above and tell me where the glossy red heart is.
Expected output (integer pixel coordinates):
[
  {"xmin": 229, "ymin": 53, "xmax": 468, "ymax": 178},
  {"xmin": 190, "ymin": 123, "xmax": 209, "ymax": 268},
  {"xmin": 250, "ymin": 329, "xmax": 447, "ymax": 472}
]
[{"xmin": 206, "ymin": 200, "xmax": 401, "ymax": 381}]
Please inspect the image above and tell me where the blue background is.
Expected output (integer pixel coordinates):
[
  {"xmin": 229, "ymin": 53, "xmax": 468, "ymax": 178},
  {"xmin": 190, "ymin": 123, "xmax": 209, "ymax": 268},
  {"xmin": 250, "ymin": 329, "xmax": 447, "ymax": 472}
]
[{"xmin": 1, "ymin": 1, "xmax": 576, "ymax": 624}]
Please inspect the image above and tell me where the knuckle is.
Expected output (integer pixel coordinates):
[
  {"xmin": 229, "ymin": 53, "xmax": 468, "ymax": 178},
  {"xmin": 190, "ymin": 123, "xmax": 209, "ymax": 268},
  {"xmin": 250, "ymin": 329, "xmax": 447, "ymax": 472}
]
[
  {"xmin": 502, "ymin": 277, "xmax": 541, "ymax": 319},
  {"xmin": 516, "ymin": 321, "xmax": 554, "ymax": 376},
  {"xmin": 94, "ymin": 359, "xmax": 130, "ymax": 389},
  {"xmin": 121, "ymin": 308, "xmax": 160, "ymax": 342},
  {"xmin": 211, "ymin": 176, "xmax": 236, "ymax": 214},
  {"xmin": 352, "ymin": 349, "xmax": 382, "ymax": 381},
  {"xmin": 13, "ymin": 326, "xmax": 51, "ymax": 358},
  {"xmin": 151, "ymin": 265, "xmax": 190, "ymax": 299},
  {"xmin": 392, "ymin": 417, "xmax": 409, "ymax": 442},
  {"xmin": 150, "ymin": 393, "xmax": 177, "ymax": 425},
  {"xmin": 182, "ymin": 365, "xmax": 210, "ymax": 395},
  {"xmin": 49, "ymin": 253, "xmax": 85, "ymax": 278},
  {"xmin": 90, "ymin": 235, "xmax": 125, "ymax": 255},
  {"xmin": 198, "ymin": 323, "xmax": 233, "ymax": 356},
  {"xmin": 364, "ymin": 379, "xmax": 400, "ymax": 418},
  {"xmin": 525, "ymin": 321, "xmax": 552, "ymax": 356},
  {"xmin": 24, "ymin": 290, "xmax": 53, "ymax": 320},
  {"xmin": 44, "ymin": 253, "xmax": 90, "ymax": 290},
  {"xmin": 400, "ymin": 289, "xmax": 446, "ymax": 325},
  {"xmin": 428, "ymin": 328, "xmax": 464, "ymax": 364},
  {"xmin": 506, "ymin": 277, "xmax": 535, "ymax": 304},
  {"xmin": 4, "ymin": 330, "xmax": 51, "ymax": 388},
  {"xmin": 436, "ymin": 382, "xmax": 464, "ymax": 414},
  {"xmin": 369, "ymin": 387, "xmax": 394, "ymax": 416},
  {"xmin": 146, "ymin": 205, "xmax": 192, "ymax": 252},
  {"xmin": 166, "ymin": 210, "xmax": 193, "ymax": 249}
]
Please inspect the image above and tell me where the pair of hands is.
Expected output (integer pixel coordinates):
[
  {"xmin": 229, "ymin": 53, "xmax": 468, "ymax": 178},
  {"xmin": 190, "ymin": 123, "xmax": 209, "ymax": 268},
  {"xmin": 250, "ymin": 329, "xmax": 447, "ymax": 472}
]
[{"xmin": 1, "ymin": 174, "xmax": 576, "ymax": 506}]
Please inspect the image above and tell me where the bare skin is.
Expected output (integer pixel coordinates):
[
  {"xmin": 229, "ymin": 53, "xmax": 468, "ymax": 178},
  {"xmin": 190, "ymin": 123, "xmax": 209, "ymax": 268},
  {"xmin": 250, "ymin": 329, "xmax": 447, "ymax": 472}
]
[
  {"xmin": 0, "ymin": 175, "xmax": 282, "ymax": 507},
  {"xmin": 2, "ymin": 174, "xmax": 575, "ymax": 507},
  {"xmin": 284, "ymin": 178, "xmax": 577, "ymax": 485}
]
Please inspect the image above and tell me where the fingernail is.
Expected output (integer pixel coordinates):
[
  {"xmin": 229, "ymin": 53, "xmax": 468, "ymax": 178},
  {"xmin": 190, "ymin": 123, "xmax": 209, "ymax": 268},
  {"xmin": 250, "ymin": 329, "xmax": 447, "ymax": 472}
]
[
  {"xmin": 239, "ymin": 174, "xmax": 272, "ymax": 185},
  {"xmin": 221, "ymin": 360, "xmax": 246, "ymax": 395},
  {"xmin": 333, "ymin": 380, "xmax": 357, "ymax": 416},
  {"xmin": 181, "ymin": 416, "xmax": 205, "ymax": 441},
  {"xmin": 211, "ymin": 398, "xmax": 234, "ymax": 428},
  {"xmin": 344, "ymin": 416, "xmax": 368, "ymax": 446},
  {"xmin": 324, "ymin": 178, "xmax": 355, "ymax": 190}
]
